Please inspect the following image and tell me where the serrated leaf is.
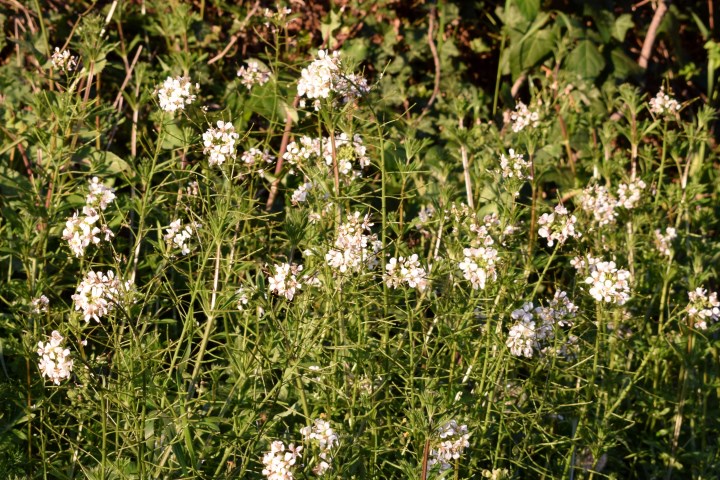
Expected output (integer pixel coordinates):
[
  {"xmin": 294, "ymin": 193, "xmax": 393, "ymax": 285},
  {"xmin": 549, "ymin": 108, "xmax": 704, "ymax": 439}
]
[
  {"xmin": 565, "ymin": 40, "xmax": 606, "ymax": 79},
  {"xmin": 612, "ymin": 14, "xmax": 634, "ymax": 42}
]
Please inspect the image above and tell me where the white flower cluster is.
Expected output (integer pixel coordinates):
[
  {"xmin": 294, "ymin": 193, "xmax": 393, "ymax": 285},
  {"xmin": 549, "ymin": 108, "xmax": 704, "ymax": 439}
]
[
  {"xmin": 236, "ymin": 286, "xmax": 251, "ymax": 310},
  {"xmin": 203, "ymin": 120, "xmax": 239, "ymax": 167},
  {"xmin": 506, "ymin": 291, "xmax": 578, "ymax": 358},
  {"xmin": 384, "ymin": 254, "xmax": 429, "ymax": 291},
  {"xmin": 686, "ymin": 287, "xmax": 720, "ymax": 330},
  {"xmin": 261, "ymin": 441, "xmax": 302, "ymax": 480},
  {"xmin": 576, "ymin": 257, "xmax": 631, "ymax": 305},
  {"xmin": 241, "ymin": 147, "xmax": 275, "ymax": 166},
  {"xmin": 237, "ymin": 60, "xmax": 271, "ymax": 90},
  {"xmin": 37, "ymin": 331, "xmax": 73, "ymax": 385},
  {"xmin": 616, "ymin": 179, "xmax": 646, "ymax": 209},
  {"xmin": 654, "ymin": 227, "xmax": 677, "ymax": 257},
  {"xmin": 164, "ymin": 219, "xmax": 201, "ymax": 255},
  {"xmin": 297, "ymin": 50, "xmax": 369, "ymax": 110},
  {"xmin": 510, "ymin": 101, "xmax": 539, "ymax": 133},
  {"xmin": 31, "ymin": 295, "xmax": 50, "ymax": 314},
  {"xmin": 155, "ymin": 76, "xmax": 198, "ymax": 113},
  {"xmin": 71, "ymin": 270, "xmax": 130, "ymax": 323},
  {"xmin": 499, "ymin": 148, "xmax": 532, "ymax": 181},
  {"xmin": 50, "ymin": 47, "xmax": 77, "ymax": 71},
  {"xmin": 284, "ymin": 133, "xmax": 369, "ymax": 180},
  {"xmin": 291, "ymin": 181, "xmax": 313, "ymax": 205},
  {"xmin": 649, "ymin": 88, "xmax": 681, "ymax": 116},
  {"xmin": 269, "ymin": 263, "xmax": 304, "ymax": 300},
  {"xmin": 580, "ymin": 184, "xmax": 618, "ymax": 227},
  {"xmin": 301, "ymin": 418, "xmax": 339, "ymax": 476},
  {"xmin": 325, "ymin": 212, "xmax": 381, "ymax": 274},
  {"xmin": 537, "ymin": 204, "xmax": 580, "ymax": 247},
  {"xmin": 458, "ymin": 247, "xmax": 498, "ymax": 290},
  {"xmin": 62, "ymin": 177, "xmax": 116, "ymax": 257},
  {"xmin": 427, "ymin": 420, "xmax": 470, "ymax": 473},
  {"xmin": 482, "ymin": 468, "xmax": 511, "ymax": 480}
]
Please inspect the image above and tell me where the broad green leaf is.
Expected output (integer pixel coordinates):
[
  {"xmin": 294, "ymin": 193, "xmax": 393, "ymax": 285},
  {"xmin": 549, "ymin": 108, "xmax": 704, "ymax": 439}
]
[
  {"xmin": 612, "ymin": 14, "xmax": 634, "ymax": 42},
  {"xmin": 610, "ymin": 48, "xmax": 642, "ymax": 79},
  {"xmin": 515, "ymin": 0, "xmax": 540, "ymax": 21},
  {"xmin": 565, "ymin": 40, "xmax": 606, "ymax": 79},
  {"xmin": 509, "ymin": 28, "xmax": 555, "ymax": 79}
]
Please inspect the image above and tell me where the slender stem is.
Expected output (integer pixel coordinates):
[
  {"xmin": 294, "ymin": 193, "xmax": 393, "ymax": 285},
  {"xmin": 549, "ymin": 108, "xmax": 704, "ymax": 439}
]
[{"xmin": 654, "ymin": 120, "xmax": 669, "ymax": 206}]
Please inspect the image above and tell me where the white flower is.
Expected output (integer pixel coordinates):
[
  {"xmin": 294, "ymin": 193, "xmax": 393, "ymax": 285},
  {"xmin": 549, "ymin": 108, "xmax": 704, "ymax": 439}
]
[
  {"xmin": 427, "ymin": 420, "xmax": 470, "ymax": 473},
  {"xmin": 71, "ymin": 270, "xmax": 131, "ymax": 323},
  {"xmin": 291, "ymin": 181, "xmax": 313, "ymax": 205},
  {"xmin": 654, "ymin": 227, "xmax": 677, "ymax": 257},
  {"xmin": 506, "ymin": 305, "xmax": 539, "ymax": 358},
  {"xmin": 510, "ymin": 101, "xmax": 539, "ymax": 133},
  {"xmin": 241, "ymin": 147, "xmax": 275, "ymax": 166},
  {"xmin": 537, "ymin": 204, "xmax": 580, "ymax": 247},
  {"xmin": 499, "ymin": 148, "xmax": 532, "ymax": 180},
  {"xmin": 261, "ymin": 441, "xmax": 302, "ymax": 480},
  {"xmin": 236, "ymin": 287, "xmax": 250, "ymax": 310},
  {"xmin": 583, "ymin": 260, "xmax": 631, "ymax": 305},
  {"xmin": 268, "ymin": 263, "xmax": 303, "ymax": 300},
  {"xmin": 86, "ymin": 177, "xmax": 116, "ymax": 210},
  {"xmin": 37, "ymin": 331, "xmax": 73, "ymax": 385},
  {"xmin": 164, "ymin": 219, "xmax": 200, "ymax": 255},
  {"xmin": 283, "ymin": 133, "xmax": 369, "ymax": 181},
  {"xmin": 155, "ymin": 76, "xmax": 198, "ymax": 113},
  {"xmin": 31, "ymin": 295, "xmax": 50, "ymax": 314},
  {"xmin": 297, "ymin": 50, "xmax": 369, "ymax": 110},
  {"xmin": 301, "ymin": 418, "xmax": 339, "ymax": 451},
  {"xmin": 649, "ymin": 88, "xmax": 681, "ymax": 116},
  {"xmin": 203, "ymin": 120, "xmax": 239, "ymax": 167},
  {"xmin": 384, "ymin": 253, "xmax": 429, "ymax": 291},
  {"xmin": 616, "ymin": 179, "xmax": 646, "ymax": 209},
  {"xmin": 237, "ymin": 60, "xmax": 271, "ymax": 89},
  {"xmin": 62, "ymin": 212, "xmax": 102, "ymax": 257},
  {"xmin": 581, "ymin": 184, "xmax": 618, "ymax": 227},
  {"xmin": 50, "ymin": 47, "xmax": 77, "ymax": 71},
  {"xmin": 458, "ymin": 247, "xmax": 498, "ymax": 290},
  {"xmin": 325, "ymin": 213, "xmax": 382, "ymax": 274},
  {"xmin": 686, "ymin": 287, "xmax": 720, "ymax": 330}
]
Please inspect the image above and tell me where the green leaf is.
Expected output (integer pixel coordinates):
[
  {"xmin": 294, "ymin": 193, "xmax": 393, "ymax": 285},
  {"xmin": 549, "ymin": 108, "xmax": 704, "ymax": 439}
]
[
  {"xmin": 610, "ymin": 48, "xmax": 642, "ymax": 80},
  {"xmin": 509, "ymin": 28, "xmax": 555, "ymax": 79},
  {"xmin": 565, "ymin": 40, "xmax": 606, "ymax": 79},
  {"xmin": 612, "ymin": 14, "xmax": 634, "ymax": 42},
  {"xmin": 515, "ymin": 0, "xmax": 540, "ymax": 21}
]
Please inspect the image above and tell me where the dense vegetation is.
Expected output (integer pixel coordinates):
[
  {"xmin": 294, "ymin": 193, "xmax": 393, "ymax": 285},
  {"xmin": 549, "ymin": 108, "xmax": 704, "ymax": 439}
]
[{"xmin": 1, "ymin": 0, "xmax": 719, "ymax": 478}]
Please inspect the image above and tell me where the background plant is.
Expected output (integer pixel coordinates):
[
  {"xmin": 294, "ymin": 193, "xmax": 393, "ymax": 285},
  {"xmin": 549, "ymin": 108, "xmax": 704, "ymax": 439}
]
[{"xmin": 0, "ymin": 0, "xmax": 719, "ymax": 479}]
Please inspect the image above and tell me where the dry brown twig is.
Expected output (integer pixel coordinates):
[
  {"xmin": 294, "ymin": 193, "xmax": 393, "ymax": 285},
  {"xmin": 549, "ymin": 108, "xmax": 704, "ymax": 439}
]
[
  {"xmin": 415, "ymin": 6, "xmax": 441, "ymax": 125},
  {"xmin": 638, "ymin": 0, "xmax": 671, "ymax": 70}
]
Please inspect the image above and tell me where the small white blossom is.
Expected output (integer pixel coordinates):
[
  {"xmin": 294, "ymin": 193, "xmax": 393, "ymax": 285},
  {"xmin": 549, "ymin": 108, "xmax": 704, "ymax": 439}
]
[
  {"xmin": 297, "ymin": 50, "xmax": 369, "ymax": 110},
  {"xmin": 510, "ymin": 101, "xmax": 539, "ymax": 133},
  {"xmin": 155, "ymin": 76, "xmax": 198, "ymax": 113},
  {"xmin": 261, "ymin": 441, "xmax": 302, "ymax": 480},
  {"xmin": 283, "ymin": 133, "xmax": 369, "ymax": 181},
  {"xmin": 203, "ymin": 121, "xmax": 239, "ymax": 167},
  {"xmin": 537, "ymin": 204, "xmax": 580, "ymax": 247},
  {"xmin": 458, "ymin": 247, "xmax": 498, "ymax": 290},
  {"xmin": 31, "ymin": 295, "xmax": 50, "ymax": 314},
  {"xmin": 291, "ymin": 181, "xmax": 313, "ymax": 205},
  {"xmin": 268, "ymin": 263, "xmax": 303, "ymax": 300},
  {"xmin": 499, "ymin": 148, "xmax": 532, "ymax": 181},
  {"xmin": 616, "ymin": 179, "xmax": 646, "ymax": 209},
  {"xmin": 686, "ymin": 287, "xmax": 720, "ymax": 330},
  {"xmin": 242, "ymin": 147, "xmax": 275, "ymax": 166},
  {"xmin": 71, "ymin": 270, "xmax": 131, "ymax": 323},
  {"xmin": 237, "ymin": 60, "xmax": 271, "ymax": 89},
  {"xmin": 384, "ymin": 253, "xmax": 429, "ymax": 291},
  {"xmin": 50, "ymin": 47, "xmax": 77, "ymax": 71},
  {"xmin": 164, "ymin": 219, "xmax": 200, "ymax": 255},
  {"xmin": 37, "ymin": 331, "xmax": 73, "ymax": 385},
  {"xmin": 301, "ymin": 418, "xmax": 339, "ymax": 451},
  {"xmin": 583, "ymin": 260, "xmax": 631, "ymax": 305},
  {"xmin": 654, "ymin": 227, "xmax": 677, "ymax": 257},
  {"xmin": 649, "ymin": 88, "xmax": 681, "ymax": 116},
  {"xmin": 427, "ymin": 420, "xmax": 470, "ymax": 473},
  {"xmin": 325, "ymin": 212, "xmax": 381, "ymax": 274},
  {"xmin": 581, "ymin": 184, "xmax": 618, "ymax": 227}
]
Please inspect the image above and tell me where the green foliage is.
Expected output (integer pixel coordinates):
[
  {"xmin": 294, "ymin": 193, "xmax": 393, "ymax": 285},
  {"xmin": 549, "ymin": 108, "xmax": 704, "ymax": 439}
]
[{"xmin": 0, "ymin": 0, "xmax": 719, "ymax": 479}]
